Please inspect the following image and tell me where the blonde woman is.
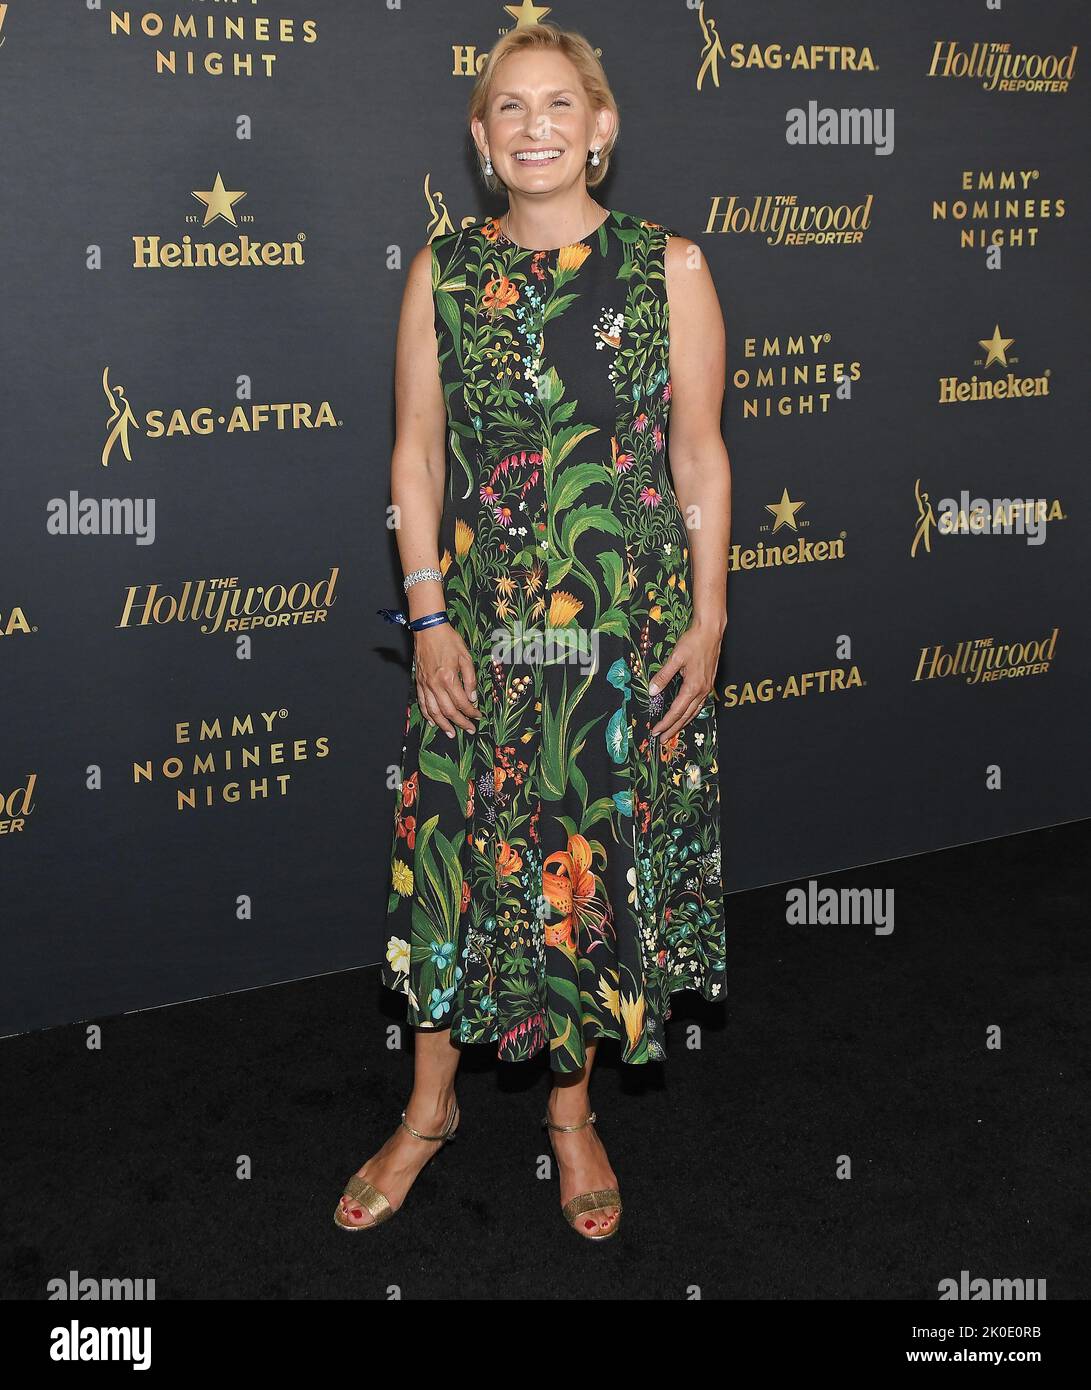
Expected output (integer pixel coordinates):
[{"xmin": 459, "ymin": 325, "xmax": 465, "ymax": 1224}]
[{"xmin": 336, "ymin": 23, "xmax": 730, "ymax": 1241}]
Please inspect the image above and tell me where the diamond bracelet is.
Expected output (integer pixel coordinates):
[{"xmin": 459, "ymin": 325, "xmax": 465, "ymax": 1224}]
[{"xmin": 403, "ymin": 566, "xmax": 444, "ymax": 593}]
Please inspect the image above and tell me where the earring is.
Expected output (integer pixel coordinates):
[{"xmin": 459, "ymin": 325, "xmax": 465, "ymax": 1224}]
[
  {"xmin": 590, "ymin": 147, "xmax": 601, "ymax": 167},
  {"xmin": 484, "ymin": 154, "xmax": 493, "ymax": 176}
]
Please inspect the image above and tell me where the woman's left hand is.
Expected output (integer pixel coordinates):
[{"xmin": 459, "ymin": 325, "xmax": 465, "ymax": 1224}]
[{"xmin": 648, "ymin": 617, "xmax": 726, "ymax": 740}]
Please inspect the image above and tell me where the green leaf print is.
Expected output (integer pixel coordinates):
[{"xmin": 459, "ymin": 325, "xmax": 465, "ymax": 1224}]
[
  {"xmin": 550, "ymin": 460, "xmax": 611, "ymax": 512},
  {"xmin": 560, "ymin": 504, "xmax": 623, "ymax": 551},
  {"xmin": 545, "ymin": 424, "xmax": 600, "ymax": 472},
  {"xmin": 595, "ymin": 607, "xmax": 631, "ymax": 637},
  {"xmin": 540, "ymin": 668, "xmax": 598, "ymax": 802},
  {"xmin": 418, "ymin": 743, "xmax": 471, "ymax": 811},
  {"xmin": 596, "ymin": 549, "xmax": 625, "ymax": 605},
  {"xmin": 412, "ymin": 812, "xmax": 463, "ymax": 942},
  {"xmin": 579, "ymin": 795, "xmax": 617, "ymax": 835},
  {"xmin": 431, "ymin": 242, "xmax": 466, "ymax": 368}
]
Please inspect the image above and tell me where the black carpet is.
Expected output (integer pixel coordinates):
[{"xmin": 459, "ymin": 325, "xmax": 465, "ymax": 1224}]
[{"xmin": 2, "ymin": 820, "xmax": 1087, "ymax": 1301}]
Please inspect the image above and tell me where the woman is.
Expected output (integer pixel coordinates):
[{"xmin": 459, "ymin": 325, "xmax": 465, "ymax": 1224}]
[{"xmin": 336, "ymin": 23, "xmax": 731, "ymax": 1240}]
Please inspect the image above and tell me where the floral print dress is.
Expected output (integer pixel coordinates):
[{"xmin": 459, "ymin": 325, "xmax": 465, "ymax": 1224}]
[{"xmin": 382, "ymin": 208, "xmax": 725, "ymax": 1072}]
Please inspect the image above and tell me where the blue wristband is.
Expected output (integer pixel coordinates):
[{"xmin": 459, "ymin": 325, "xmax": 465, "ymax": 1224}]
[
  {"xmin": 409, "ymin": 610, "xmax": 450, "ymax": 632},
  {"xmin": 377, "ymin": 607, "xmax": 450, "ymax": 632}
]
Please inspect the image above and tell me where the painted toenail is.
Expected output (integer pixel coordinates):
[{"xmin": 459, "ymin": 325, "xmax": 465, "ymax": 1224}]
[
  {"xmin": 584, "ymin": 1219, "xmax": 596, "ymax": 1230},
  {"xmin": 351, "ymin": 1208, "xmax": 363, "ymax": 1219}
]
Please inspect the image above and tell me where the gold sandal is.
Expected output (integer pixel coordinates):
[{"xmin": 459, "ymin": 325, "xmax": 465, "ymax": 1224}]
[
  {"xmin": 542, "ymin": 1109, "xmax": 623, "ymax": 1241},
  {"xmin": 333, "ymin": 1096, "xmax": 459, "ymax": 1231}
]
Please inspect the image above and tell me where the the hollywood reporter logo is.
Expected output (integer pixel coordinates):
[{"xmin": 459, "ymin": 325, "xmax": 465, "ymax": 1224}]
[{"xmin": 116, "ymin": 570, "xmax": 340, "ymax": 634}]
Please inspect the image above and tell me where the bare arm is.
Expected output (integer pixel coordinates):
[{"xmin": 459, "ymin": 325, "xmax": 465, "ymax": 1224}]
[
  {"xmin": 664, "ymin": 232, "xmax": 731, "ymax": 633},
  {"xmin": 649, "ymin": 233, "xmax": 732, "ymax": 738},
  {"xmin": 391, "ymin": 244, "xmax": 448, "ymax": 622},
  {"xmin": 390, "ymin": 243, "xmax": 483, "ymax": 736}
]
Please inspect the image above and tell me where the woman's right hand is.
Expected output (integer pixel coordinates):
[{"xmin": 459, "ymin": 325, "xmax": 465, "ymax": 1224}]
[{"xmin": 413, "ymin": 622, "xmax": 484, "ymax": 737}]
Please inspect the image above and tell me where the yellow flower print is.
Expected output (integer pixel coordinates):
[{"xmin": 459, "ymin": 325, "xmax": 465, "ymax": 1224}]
[
  {"xmin": 547, "ymin": 590, "xmax": 583, "ymax": 626},
  {"xmin": 620, "ymin": 991, "xmax": 646, "ymax": 1048},
  {"xmin": 556, "ymin": 241, "xmax": 592, "ymax": 274},
  {"xmin": 454, "ymin": 519, "xmax": 474, "ymax": 557},
  {"xmin": 391, "ymin": 859, "xmax": 413, "ymax": 897},
  {"xmin": 597, "ymin": 977, "xmax": 622, "ymax": 1021}
]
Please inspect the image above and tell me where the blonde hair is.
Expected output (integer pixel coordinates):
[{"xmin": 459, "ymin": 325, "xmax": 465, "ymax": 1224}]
[{"xmin": 468, "ymin": 24, "xmax": 619, "ymax": 194}]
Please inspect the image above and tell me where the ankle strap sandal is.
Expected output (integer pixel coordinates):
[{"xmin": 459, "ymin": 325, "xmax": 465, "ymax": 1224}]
[
  {"xmin": 542, "ymin": 1109, "xmax": 623, "ymax": 1241},
  {"xmin": 333, "ymin": 1097, "xmax": 459, "ymax": 1232}
]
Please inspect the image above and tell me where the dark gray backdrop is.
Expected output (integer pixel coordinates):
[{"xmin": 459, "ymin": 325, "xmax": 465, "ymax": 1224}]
[{"xmin": 2, "ymin": 0, "xmax": 1088, "ymax": 1037}]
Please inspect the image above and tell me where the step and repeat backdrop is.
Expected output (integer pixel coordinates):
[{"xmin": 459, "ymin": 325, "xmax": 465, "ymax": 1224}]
[{"xmin": 2, "ymin": 1, "xmax": 1088, "ymax": 1036}]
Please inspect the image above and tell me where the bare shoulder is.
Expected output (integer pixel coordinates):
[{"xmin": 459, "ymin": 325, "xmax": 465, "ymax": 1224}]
[
  {"xmin": 662, "ymin": 229, "xmax": 722, "ymax": 328},
  {"xmin": 398, "ymin": 243, "xmax": 438, "ymax": 334},
  {"xmin": 407, "ymin": 242, "xmax": 434, "ymax": 291},
  {"xmin": 662, "ymin": 227, "xmax": 700, "ymax": 258},
  {"xmin": 663, "ymin": 229, "xmax": 712, "ymax": 286}
]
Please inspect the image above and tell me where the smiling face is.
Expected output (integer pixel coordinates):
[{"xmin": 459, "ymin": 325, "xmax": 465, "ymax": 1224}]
[{"xmin": 473, "ymin": 47, "xmax": 613, "ymax": 193}]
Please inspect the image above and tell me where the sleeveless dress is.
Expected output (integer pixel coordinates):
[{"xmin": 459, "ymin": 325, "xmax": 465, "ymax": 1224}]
[{"xmin": 381, "ymin": 208, "xmax": 725, "ymax": 1073}]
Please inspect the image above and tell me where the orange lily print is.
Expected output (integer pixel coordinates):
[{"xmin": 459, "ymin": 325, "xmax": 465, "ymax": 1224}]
[
  {"xmin": 495, "ymin": 840, "xmax": 522, "ymax": 878},
  {"xmin": 482, "ymin": 274, "xmax": 519, "ymax": 317},
  {"xmin": 542, "ymin": 833, "xmax": 608, "ymax": 954}
]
